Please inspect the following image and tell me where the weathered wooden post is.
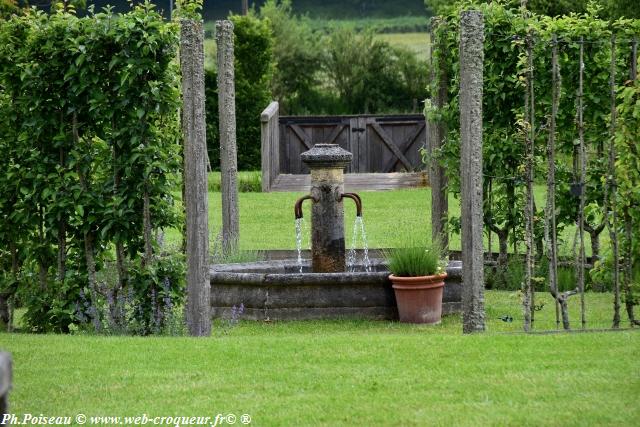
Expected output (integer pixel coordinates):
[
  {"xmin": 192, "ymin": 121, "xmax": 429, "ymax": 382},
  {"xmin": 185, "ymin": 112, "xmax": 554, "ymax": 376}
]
[
  {"xmin": 459, "ymin": 10, "xmax": 485, "ymax": 333},
  {"xmin": 216, "ymin": 20, "xmax": 240, "ymax": 251},
  {"xmin": 260, "ymin": 101, "xmax": 280, "ymax": 193},
  {"xmin": 181, "ymin": 19, "xmax": 211, "ymax": 336},
  {"xmin": 0, "ymin": 352, "xmax": 11, "ymax": 415},
  {"xmin": 429, "ymin": 17, "xmax": 449, "ymax": 251}
]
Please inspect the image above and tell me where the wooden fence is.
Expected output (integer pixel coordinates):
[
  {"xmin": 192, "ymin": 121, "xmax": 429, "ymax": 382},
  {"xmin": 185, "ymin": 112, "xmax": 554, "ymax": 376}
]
[{"xmin": 260, "ymin": 101, "xmax": 430, "ymax": 192}]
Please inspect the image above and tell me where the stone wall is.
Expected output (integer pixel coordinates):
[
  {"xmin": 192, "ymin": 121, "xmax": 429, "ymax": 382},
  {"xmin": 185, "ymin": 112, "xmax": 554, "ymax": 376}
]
[{"xmin": 210, "ymin": 260, "xmax": 462, "ymax": 321}]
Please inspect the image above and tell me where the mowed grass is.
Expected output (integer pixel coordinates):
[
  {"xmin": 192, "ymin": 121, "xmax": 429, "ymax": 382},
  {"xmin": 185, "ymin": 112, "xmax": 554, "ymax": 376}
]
[
  {"xmin": 374, "ymin": 32, "xmax": 431, "ymax": 61},
  {"xmin": 2, "ymin": 295, "xmax": 638, "ymax": 426},
  {"xmin": 168, "ymin": 184, "xmax": 592, "ymax": 256}
]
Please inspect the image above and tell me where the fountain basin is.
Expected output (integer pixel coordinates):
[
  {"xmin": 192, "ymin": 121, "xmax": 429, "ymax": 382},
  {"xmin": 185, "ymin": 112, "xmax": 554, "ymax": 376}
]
[{"xmin": 210, "ymin": 259, "xmax": 462, "ymax": 320}]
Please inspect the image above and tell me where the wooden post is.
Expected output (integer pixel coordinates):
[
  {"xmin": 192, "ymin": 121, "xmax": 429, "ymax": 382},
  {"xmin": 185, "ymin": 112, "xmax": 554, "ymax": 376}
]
[
  {"xmin": 0, "ymin": 352, "xmax": 11, "ymax": 415},
  {"xmin": 523, "ymin": 32, "xmax": 535, "ymax": 332},
  {"xmin": 622, "ymin": 37, "xmax": 639, "ymax": 327},
  {"xmin": 577, "ymin": 37, "xmax": 586, "ymax": 329},
  {"xmin": 216, "ymin": 20, "xmax": 240, "ymax": 251},
  {"xmin": 459, "ymin": 10, "xmax": 485, "ymax": 334},
  {"xmin": 608, "ymin": 34, "xmax": 621, "ymax": 328},
  {"xmin": 261, "ymin": 101, "xmax": 280, "ymax": 192},
  {"xmin": 181, "ymin": 19, "xmax": 211, "ymax": 337},
  {"xmin": 429, "ymin": 18, "xmax": 449, "ymax": 251},
  {"xmin": 546, "ymin": 34, "xmax": 561, "ymax": 329}
]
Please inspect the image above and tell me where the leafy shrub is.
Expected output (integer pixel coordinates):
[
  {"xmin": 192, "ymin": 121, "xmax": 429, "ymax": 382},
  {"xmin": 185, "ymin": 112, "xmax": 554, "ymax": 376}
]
[
  {"xmin": 125, "ymin": 252, "xmax": 186, "ymax": 335},
  {"xmin": 21, "ymin": 263, "xmax": 88, "ymax": 333},
  {"xmin": 0, "ymin": 4, "xmax": 182, "ymax": 333},
  {"xmin": 259, "ymin": 0, "xmax": 325, "ymax": 115}
]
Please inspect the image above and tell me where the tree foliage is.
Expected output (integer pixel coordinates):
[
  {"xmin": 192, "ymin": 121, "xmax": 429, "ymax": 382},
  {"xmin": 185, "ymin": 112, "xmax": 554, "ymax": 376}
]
[
  {"xmin": 0, "ymin": 0, "xmax": 25, "ymax": 19},
  {"xmin": 326, "ymin": 29, "xmax": 428, "ymax": 113},
  {"xmin": 429, "ymin": 0, "xmax": 639, "ymax": 299},
  {"xmin": 259, "ymin": 0, "xmax": 325, "ymax": 115},
  {"xmin": 257, "ymin": 0, "xmax": 428, "ymax": 115},
  {"xmin": 0, "ymin": 1, "xmax": 183, "ymax": 333}
]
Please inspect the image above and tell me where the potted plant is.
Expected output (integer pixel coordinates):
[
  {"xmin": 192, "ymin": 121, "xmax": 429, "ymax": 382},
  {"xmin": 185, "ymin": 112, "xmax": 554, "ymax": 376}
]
[{"xmin": 385, "ymin": 240, "xmax": 447, "ymax": 324}]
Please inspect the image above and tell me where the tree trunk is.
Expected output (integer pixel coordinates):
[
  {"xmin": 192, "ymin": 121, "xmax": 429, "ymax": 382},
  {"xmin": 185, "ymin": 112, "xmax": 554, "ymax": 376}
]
[
  {"xmin": 38, "ymin": 206, "xmax": 47, "ymax": 291},
  {"xmin": 84, "ymin": 231, "xmax": 101, "ymax": 332},
  {"xmin": 0, "ymin": 296, "xmax": 8, "ymax": 329},
  {"xmin": 0, "ymin": 242, "xmax": 19, "ymax": 329},
  {"xmin": 487, "ymin": 223, "xmax": 509, "ymax": 286},
  {"xmin": 584, "ymin": 221, "xmax": 604, "ymax": 263},
  {"xmin": 57, "ymin": 219, "xmax": 66, "ymax": 282},
  {"xmin": 112, "ymin": 138, "xmax": 128, "ymax": 294},
  {"xmin": 622, "ymin": 211, "xmax": 639, "ymax": 326},
  {"xmin": 57, "ymin": 147, "xmax": 67, "ymax": 283},
  {"xmin": 74, "ymin": 112, "xmax": 101, "ymax": 332},
  {"xmin": 558, "ymin": 293, "xmax": 572, "ymax": 330},
  {"xmin": 142, "ymin": 187, "xmax": 153, "ymax": 267},
  {"xmin": 496, "ymin": 228, "xmax": 508, "ymax": 267},
  {"xmin": 429, "ymin": 18, "xmax": 449, "ymax": 251}
]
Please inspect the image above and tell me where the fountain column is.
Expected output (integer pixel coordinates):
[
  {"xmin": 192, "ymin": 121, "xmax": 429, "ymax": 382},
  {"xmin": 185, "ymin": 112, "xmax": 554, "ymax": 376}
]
[{"xmin": 301, "ymin": 144, "xmax": 353, "ymax": 273}]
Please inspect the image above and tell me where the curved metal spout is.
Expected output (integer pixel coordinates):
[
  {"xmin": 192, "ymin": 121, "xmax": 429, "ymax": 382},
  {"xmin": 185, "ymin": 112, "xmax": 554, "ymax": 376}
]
[
  {"xmin": 341, "ymin": 192, "xmax": 362, "ymax": 217},
  {"xmin": 294, "ymin": 195, "xmax": 317, "ymax": 219}
]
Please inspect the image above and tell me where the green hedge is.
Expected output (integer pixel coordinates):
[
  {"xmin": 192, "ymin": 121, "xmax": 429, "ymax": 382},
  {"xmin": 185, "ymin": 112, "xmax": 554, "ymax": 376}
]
[{"xmin": 0, "ymin": 4, "xmax": 183, "ymax": 333}]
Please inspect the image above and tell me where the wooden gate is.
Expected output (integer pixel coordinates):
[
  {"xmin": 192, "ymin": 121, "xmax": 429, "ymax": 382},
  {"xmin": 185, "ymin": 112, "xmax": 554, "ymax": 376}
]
[{"xmin": 261, "ymin": 102, "xmax": 429, "ymax": 192}]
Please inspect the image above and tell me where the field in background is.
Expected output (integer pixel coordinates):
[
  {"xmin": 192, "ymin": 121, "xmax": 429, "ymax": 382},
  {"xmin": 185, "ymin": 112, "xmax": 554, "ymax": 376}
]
[
  {"xmin": 203, "ymin": 17, "xmax": 432, "ymax": 70},
  {"xmin": 374, "ymin": 32, "xmax": 431, "ymax": 60},
  {"xmin": 306, "ymin": 16, "xmax": 429, "ymax": 33}
]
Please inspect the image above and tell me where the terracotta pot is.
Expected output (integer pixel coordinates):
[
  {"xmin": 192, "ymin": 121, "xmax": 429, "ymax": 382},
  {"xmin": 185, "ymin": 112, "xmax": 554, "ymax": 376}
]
[{"xmin": 389, "ymin": 273, "xmax": 447, "ymax": 324}]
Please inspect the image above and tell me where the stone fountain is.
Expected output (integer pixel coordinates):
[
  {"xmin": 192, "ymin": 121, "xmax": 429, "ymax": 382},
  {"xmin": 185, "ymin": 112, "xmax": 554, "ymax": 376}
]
[{"xmin": 210, "ymin": 144, "xmax": 462, "ymax": 320}]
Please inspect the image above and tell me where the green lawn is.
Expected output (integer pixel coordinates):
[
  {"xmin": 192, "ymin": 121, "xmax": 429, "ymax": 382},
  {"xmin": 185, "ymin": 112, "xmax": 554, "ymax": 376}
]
[
  {"xmin": 169, "ymin": 185, "xmax": 591, "ymax": 256},
  {"xmin": 2, "ymin": 291, "xmax": 638, "ymax": 426}
]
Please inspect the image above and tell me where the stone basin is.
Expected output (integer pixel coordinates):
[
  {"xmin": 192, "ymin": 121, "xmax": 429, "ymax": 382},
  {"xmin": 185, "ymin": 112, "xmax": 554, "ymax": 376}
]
[{"xmin": 210, "ymin": 259, "xmax": 462, "ymax": 320}]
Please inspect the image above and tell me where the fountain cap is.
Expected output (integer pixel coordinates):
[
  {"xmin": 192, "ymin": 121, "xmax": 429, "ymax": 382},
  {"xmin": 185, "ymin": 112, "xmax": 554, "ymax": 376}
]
[{"xmin": 301, "ymin": 144, "xmax": 353, "ymax": 169}]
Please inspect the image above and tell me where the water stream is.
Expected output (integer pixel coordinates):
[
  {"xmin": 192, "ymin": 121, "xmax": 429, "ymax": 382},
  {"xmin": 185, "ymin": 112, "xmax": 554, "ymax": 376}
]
[
  {"xmin": 347, "ymin": 216, "xmax": 371, "ymax": 272},
  {"xmin": 358, "ymin": 216, "xmax": 372, "ymax": 272},
  {"xmin": 295, "ymin": 218, "xmax": 304, "ymax": 273}
]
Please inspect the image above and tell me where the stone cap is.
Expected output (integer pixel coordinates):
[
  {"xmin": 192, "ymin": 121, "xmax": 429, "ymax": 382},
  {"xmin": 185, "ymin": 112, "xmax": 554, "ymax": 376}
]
[{"xmin": 301, "ymin": 144, "xmax": 353, "ymax": 169}]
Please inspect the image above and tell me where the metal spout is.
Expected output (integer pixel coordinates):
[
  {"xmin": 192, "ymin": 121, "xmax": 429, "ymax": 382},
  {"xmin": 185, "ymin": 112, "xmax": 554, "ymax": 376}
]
[
  {"xmin": 294, "ymin": 195, "xmax": 317, "ymax": 219},
  {"xmin": 340, "ymin": 193, "xmax": 362, "ymax": 217}
]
